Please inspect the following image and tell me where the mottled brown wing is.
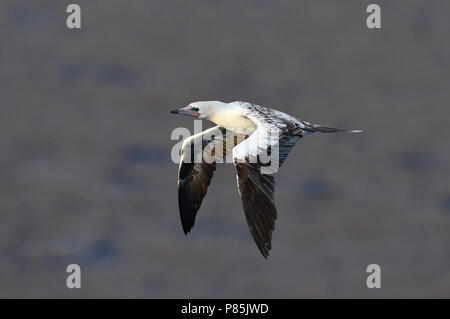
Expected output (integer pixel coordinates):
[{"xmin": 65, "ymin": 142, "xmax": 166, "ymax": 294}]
[
  {"xmin": 178, "ymin": 126, "xmax": 247, "ymax": 234},
  {"xmin": 232, "ymin": 117, "xmax": 301, "ymax": 258},
  {"xmin": 178, "ymin": 159, "xmax": 216, "ymax": 234},
  {"xmin": 235, "ymin": 162, "xmax": 276, "ymax": 258}
]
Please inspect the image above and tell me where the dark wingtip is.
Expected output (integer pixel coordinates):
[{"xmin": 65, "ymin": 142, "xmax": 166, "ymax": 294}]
[
  {"xmin": 170, "ymin": 110, "xmax": 178, "ymax": 114},
  {"xmin": 182, "ymin": 223, "xmax": 191, "ymax": 235},
  {"xmin": 257, "ymin": 244, "xmax": 271, "ymax": 259}
]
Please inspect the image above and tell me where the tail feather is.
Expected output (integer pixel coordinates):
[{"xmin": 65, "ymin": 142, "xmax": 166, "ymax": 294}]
[{"xmin": 303, "ymin": 123, "xmax": 362, "ymax": 134}]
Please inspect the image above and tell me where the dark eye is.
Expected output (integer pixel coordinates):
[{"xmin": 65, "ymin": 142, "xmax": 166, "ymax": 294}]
[{"xmin": 191, "ymin": 107, "xmax": 199, "ymax": 112}]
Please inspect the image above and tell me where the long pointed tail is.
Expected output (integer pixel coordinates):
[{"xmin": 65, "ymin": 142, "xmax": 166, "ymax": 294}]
[{"xmin": 303, "ymin": 123, "xmax": 362, "ymax": 134}]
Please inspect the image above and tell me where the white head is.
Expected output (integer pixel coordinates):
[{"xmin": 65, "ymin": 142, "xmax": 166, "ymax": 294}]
[{"xmin": 171, "ymin": 101, "xmax": 227, "ymax": 120}]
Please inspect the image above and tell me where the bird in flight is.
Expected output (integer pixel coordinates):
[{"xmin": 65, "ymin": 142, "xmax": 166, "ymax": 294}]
[{"xmin": 171, "ymin": 101, "xmax": 361, "ymax": 258}]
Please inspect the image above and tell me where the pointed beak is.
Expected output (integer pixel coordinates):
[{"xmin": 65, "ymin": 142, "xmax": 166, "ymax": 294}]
[{"xmin": 170, "ymin": 107, "xmax": 200, "ymax": 117}]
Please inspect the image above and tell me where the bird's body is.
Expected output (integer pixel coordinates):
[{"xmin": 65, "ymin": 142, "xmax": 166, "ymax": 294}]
[
  {"xmin": 209, "ymin": 103, "xmax": 257, "ymax": 132},
  {"xmin": 171, "ymin": 101, "xmax": 361, "ymax": 258}
]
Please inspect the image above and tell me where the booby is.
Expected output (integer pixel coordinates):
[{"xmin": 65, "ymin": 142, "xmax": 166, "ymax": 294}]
[{"xmin": 171, "ymin": 101, "xmax": 361, "ymax": 258}]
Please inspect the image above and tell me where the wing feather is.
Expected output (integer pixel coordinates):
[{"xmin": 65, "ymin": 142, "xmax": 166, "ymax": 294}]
[
  {"xmin": 178, "ymin": 126, "xmax": 247, "ymax": 234},
  {"xmin": 232, "ymin": 102, "xmax": 302, "ymax": 257}
]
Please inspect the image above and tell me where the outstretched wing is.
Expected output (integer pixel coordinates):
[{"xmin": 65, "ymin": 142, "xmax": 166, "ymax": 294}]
[
  {"xmin": 178, "ymin": 126, "xmax": 247, "ymax": 234},
  {"xmin": 234, "ymin": 159, "xmax": 276, "ymax": 258},
  {"xmin": 232, "ymin": 102, "xmax": 303, "ymax": 257}
]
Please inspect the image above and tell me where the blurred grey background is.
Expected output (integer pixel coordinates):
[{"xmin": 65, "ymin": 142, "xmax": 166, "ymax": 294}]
[{"xmin": 0, "ymin": 0, "xmax": 449, "ymax": 298}]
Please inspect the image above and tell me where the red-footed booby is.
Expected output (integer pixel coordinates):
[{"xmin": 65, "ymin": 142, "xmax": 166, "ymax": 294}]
[{"xmin": 171, "ymin": 101, "xmax": 361, "ymax": 258}]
